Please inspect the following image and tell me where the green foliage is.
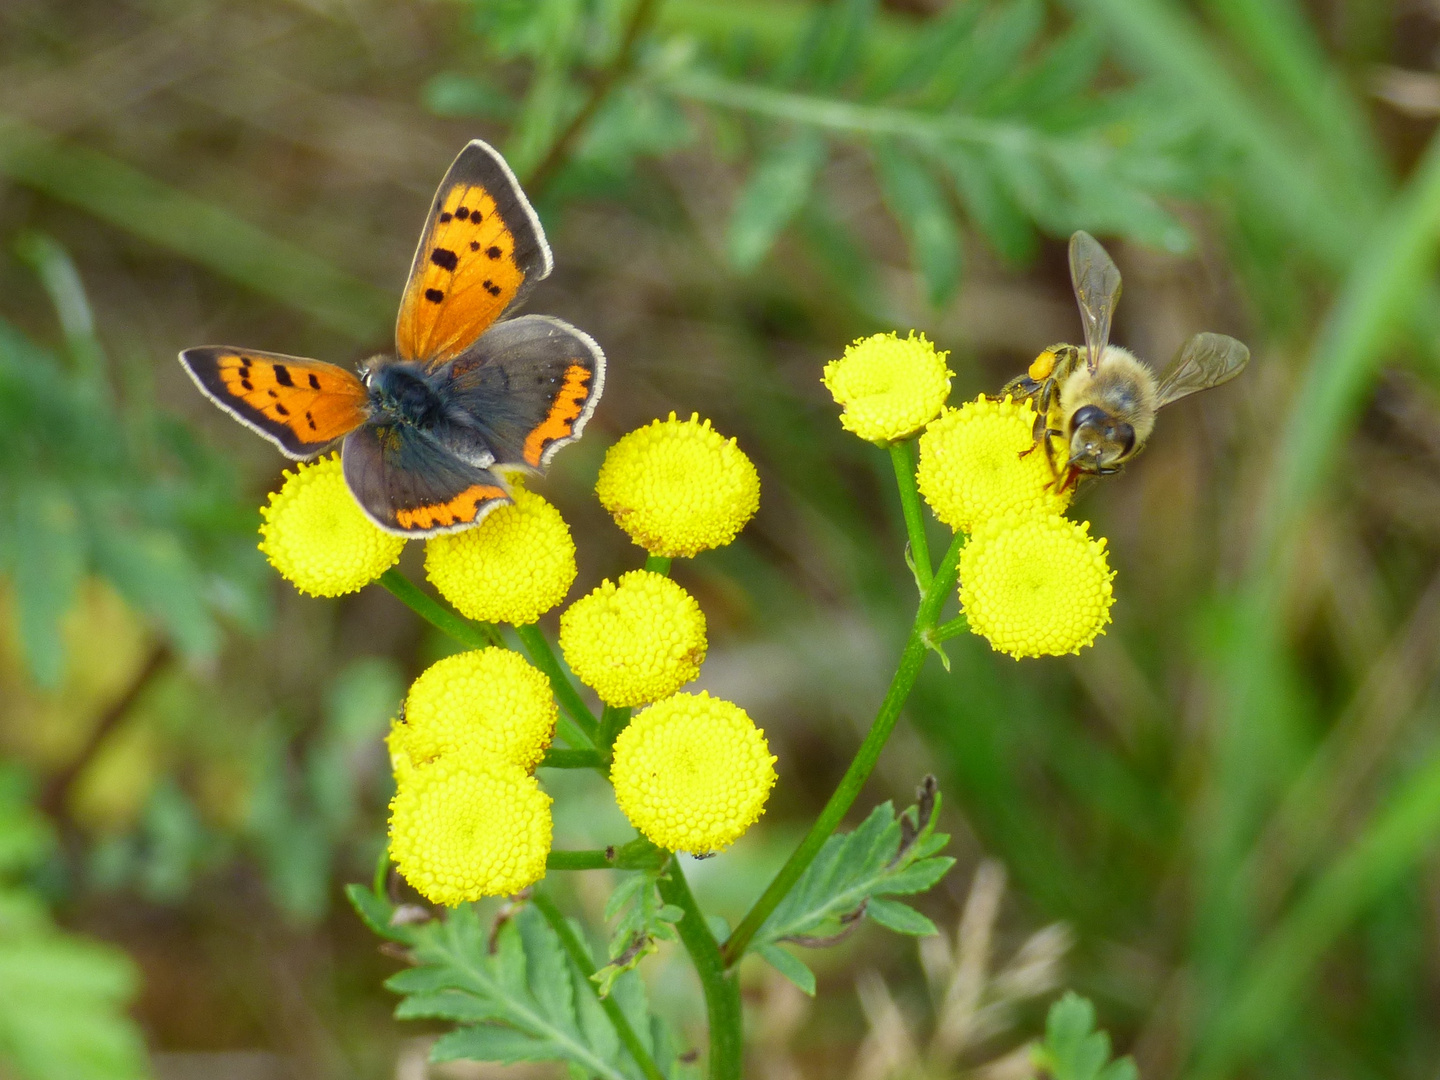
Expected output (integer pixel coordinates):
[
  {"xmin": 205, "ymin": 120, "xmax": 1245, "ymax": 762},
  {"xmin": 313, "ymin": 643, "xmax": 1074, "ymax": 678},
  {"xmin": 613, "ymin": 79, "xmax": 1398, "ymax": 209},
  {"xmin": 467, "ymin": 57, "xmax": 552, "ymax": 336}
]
[
  {"xmin": 1033, "ymin": 992, "xmax": 1137, "ymax": 1080},
  {"xmin": 0, "ymin": 771, "xmax": 148, "ymax": 1080},
  {"xmin": 348, "ymin": 886, "xmax": 690, "ymax": 1079},
  {"xmin": 0, "ymin": 238, "xmax": 263, "ymax": 687},
  {"xmin": 592, "ymin": 867, "xmax": 683, "ymax": 997},
  {"xmin": 748, "ymin": 779, "xmax": 953, "ymax": 994}
]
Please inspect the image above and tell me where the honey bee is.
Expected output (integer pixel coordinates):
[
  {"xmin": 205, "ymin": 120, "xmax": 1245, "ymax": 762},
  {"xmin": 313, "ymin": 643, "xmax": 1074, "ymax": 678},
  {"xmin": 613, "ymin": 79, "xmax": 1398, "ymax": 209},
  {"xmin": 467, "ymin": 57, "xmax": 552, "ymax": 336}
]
[{"xmin": 1003, "ymin": 231, "xmax": 1250, "ymax": 489}]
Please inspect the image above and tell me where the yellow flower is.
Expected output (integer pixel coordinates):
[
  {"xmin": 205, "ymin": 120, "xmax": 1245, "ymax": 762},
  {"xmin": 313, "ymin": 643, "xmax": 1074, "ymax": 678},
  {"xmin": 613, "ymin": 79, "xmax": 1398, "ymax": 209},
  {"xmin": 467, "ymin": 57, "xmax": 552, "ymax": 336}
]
[
  {"xmin": 822, "ymin": 331, "xmax": 952, "ymax": 443},
  {"xmin": 610, "ymin": 691, "xmax": 776, "ymax": 853},
  {"xmin": 389, "ymin": 747, "xmax": 552, "ymax": 905},
  {"xmin": 258, "ymin": 453, "xmax": 405, "ymax": 597},
  {"xmin": 595, "ymin": 414, "xmax": 760, "ymax": 558},
  {"xmin": 959, "ymin": 514, "xmax": 1115, "ymax": 659},
  {"xmin": 559, "ymin": 571, "xmax": 707, "ymax": 708},
  {"xmin": 390, "ymin": 649, "xmax": 556, "ymax": 772},
  {"xmin": 424, "ymin": 486, "xmax": 576, "ymax": 625},
  {"xmin": 917, "ymin": 397, "xmax": 1070, "ymax": 534}
]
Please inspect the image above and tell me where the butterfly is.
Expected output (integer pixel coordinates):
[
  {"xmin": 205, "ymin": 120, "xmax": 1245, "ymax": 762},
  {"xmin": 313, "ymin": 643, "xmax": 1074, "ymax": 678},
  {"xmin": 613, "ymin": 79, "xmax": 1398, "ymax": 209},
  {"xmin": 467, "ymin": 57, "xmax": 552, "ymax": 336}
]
[{"xmin": 180, "ymin": 139, "xmax": 605, "ymax": 536}]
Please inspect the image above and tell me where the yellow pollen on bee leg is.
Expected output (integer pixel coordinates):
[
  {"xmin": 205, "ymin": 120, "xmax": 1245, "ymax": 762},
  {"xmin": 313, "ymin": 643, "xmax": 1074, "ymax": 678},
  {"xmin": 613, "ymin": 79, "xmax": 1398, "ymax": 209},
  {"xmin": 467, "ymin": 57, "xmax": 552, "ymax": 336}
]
[{"xmin": 1028, "ymin": 350, "xmax": 1057, "ymax": 381}]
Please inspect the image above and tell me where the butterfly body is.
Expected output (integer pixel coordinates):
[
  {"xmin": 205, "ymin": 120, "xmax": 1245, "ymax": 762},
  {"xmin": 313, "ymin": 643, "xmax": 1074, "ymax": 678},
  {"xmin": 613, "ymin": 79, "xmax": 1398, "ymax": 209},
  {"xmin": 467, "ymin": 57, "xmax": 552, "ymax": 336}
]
[{"xmin": 181, "ymin": 140, "xmax": 604, "ymax": 537}]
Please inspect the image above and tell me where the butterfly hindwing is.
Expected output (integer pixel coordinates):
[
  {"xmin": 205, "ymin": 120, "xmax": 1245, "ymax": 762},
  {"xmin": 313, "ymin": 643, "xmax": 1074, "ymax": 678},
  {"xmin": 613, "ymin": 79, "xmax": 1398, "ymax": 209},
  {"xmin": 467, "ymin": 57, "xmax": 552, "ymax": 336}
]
[
  {"xmin": 342, "ymin": 422, "xmax": 511, "ymax": 536},
  {"xmin": 431, "ymin": 315, "xmax": 605, "ymax": 470},
  {"xmin": 179, "ymin": 347, "xmax": 369, "ymax": 459},
  {"xmin": 395, "ymin": 140, "xmax": 553, "ymax": 367}
]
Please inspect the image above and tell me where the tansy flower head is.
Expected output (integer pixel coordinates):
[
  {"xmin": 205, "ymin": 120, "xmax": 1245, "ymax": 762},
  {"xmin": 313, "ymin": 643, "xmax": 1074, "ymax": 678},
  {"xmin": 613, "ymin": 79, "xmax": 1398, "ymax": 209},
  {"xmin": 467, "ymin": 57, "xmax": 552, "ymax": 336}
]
[
  {"xmin": 559, "ymin": 571, "xmax": 707, "ymax": 707},
  {"xmin": 959, "ymin": 513, "xmax": 1115, "ymax": 659},
  {"xmin": 258, "ymin": 453, "xmax": 405, "ymax": 597},
  {"xmin": 917, "ymin": 397, "xmax": 1070, "ymax": 534},
  {"xmin": 391, "ymin": 648, "xmax": 556, "ymax": 771},
  {"xmin": 610, "ymin": 691, "xmax": 776, "ymax": 854},
  {"xmin": 596, "ymin": 414, "xmax": 760, "ymax": 558},
  {"xmin": 425, "ymin": 486, "xmax": 576, "ymax": 625},
  {"xmin": 388, "ymin": 748, "xmax": 552, "ymax": 905},
  {"xmin": 822, "ymin": 331, "xmax": 952, "ymax": 443}
]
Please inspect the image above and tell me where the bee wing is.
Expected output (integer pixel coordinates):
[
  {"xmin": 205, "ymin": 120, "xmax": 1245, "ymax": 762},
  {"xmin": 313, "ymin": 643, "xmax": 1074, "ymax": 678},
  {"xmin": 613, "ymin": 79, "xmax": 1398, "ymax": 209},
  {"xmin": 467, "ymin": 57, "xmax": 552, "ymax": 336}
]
[
  {"xmin": 1069, "ymin": 231, "xmax": 1122, "ymax": 374},
  {"xmin": 1155, "ymin": 332, "xmax": 1250, "ymax": 408}
]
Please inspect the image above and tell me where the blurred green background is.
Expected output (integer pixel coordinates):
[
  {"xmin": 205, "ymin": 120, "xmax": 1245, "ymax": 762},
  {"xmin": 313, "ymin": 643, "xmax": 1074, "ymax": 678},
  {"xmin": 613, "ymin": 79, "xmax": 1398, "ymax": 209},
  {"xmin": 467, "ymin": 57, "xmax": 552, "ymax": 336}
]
[{"xmin": 2, "ymin": 0, "xmax": 1439, "ymax": 1077}]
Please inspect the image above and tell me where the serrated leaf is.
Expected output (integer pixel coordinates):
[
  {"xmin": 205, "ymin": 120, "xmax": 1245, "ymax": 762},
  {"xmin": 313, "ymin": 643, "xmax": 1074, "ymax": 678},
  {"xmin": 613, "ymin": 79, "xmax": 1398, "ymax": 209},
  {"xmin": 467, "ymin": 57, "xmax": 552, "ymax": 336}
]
[
  {"xmin": 395, "ymin": 990, "xmax": 503, "ymax": 1023},
  {"xmin": 755, "ymin": 943, "xmax": 816, "ymax": 996},
  {"xmin": 873, "ymin": 144, "xmax": 962, "ymax": 307},
  {"xmin": 432, "ymin": 1025, "xmax": 565, "ymax": 1065},
  {"xmin": 345, "ymin": 884, "xmax": 409, "ymax": 943},
  {"xmin": 864, "ymin": 898, "xmax": 937, "ymax": 936},
  {"xmin": 1034, "ymin": 992, "xmax": 1138, "ymax": 1080},
  {"xmin": 727, "ymin": 130, "xmax": 827, "ymax": 271},
  {"xmin": 750, "ymin": 785, "xmax": 952, "ymax": 956}
]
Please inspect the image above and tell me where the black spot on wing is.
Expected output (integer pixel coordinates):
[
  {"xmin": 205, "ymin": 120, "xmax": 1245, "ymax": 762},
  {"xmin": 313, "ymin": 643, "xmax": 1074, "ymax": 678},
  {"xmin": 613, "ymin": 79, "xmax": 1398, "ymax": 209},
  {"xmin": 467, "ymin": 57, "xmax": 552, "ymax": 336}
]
[
  {"xmin": 439, "ymin": 212, "xmax": 452, "ymax": 223},
  {"xmin": 425, "ymin": 288, "xmax": 444, "ymax": 304},
  {"xmin": 272, "ymin": 364, "xmax": 294, "ymax": 387},
  {"xmin": 482, "ymin": 280, "xmax": 501, "ymax": 296},
  {"xmin": 486, "ymin": 246, "xmax": 501, "ymax": 260},
  {"xmin": 455, "ymin": 207, "xmax": 470, "ymax": 220},
  {"xmin": 308, "ymin": 373, "xmax": 321, "ymax": 390},
  {"xmin": 430, "ymin": 248, "xmax": 459, "ymax": 272}
]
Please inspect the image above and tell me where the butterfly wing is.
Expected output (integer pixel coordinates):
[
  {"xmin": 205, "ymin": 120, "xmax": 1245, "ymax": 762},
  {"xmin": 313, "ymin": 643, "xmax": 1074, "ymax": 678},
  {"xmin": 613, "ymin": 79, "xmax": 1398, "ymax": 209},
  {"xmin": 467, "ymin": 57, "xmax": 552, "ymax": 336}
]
[
  {"xmin": 433, "ymin": 314, "xmax": 605, "ymax": 471},
  {"xmin": 180, "ymin": 347, "xmax": 369, "ymax": 459},
  {"xmin": 343, "ymin": 422, "xmax": 511, "ymax": 536},
  {"xmin": 395, "ymin": 140, "xmax": 553, "ymax": 367}
]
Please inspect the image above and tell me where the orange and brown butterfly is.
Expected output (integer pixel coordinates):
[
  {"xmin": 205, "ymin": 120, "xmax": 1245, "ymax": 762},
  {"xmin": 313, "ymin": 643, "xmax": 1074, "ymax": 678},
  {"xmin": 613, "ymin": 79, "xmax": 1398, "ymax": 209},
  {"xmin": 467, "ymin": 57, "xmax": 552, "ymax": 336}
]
[{"xmin": 180, "ymin": 139, "xmax": 605, "ymax": 536}]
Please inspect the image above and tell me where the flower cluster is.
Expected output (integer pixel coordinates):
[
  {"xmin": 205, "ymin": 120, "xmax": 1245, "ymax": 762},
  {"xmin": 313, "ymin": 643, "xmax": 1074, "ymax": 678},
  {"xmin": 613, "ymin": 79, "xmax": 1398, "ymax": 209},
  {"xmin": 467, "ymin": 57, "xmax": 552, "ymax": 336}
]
[
  {"xmin": 586, "ymin": 415, "xmax": 776, "ymax": 852},
  {"xmin": 825, "ymin": 338, "xmax": 1116, "ymax": 658},
  {"xmin": 251, "ymin": 411, "xmax": 777, "ymax": 890},
  {"xmin": 387, "ymin": 648, "xmax": 556, "ymax": 904}
]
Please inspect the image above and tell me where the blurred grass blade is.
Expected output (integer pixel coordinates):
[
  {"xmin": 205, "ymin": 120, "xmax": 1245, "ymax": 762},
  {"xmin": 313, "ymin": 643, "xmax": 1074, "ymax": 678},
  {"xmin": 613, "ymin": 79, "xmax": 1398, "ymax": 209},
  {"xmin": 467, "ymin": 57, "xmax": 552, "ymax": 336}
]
[
  {"xmin": 0, "ymin": 116, "xmax": 393, "ymax": 342},
  {"xmin": 1191, "ymin": 739, "xmax": 1440, "ymax": 1079},
  {"xmin": 12, "ymin": 487, "xmax": 84, "ymax": 689},
  {"xmin": 13, "ymin": 232, "xmax": 105, "ymax": 384},
  {"xmin": 727, "ymin": 129, "xmax": 827, "ymax": 271},
  {"xmin": 872, "ymin": 143, "xmax": 962, "ymax": 306}
]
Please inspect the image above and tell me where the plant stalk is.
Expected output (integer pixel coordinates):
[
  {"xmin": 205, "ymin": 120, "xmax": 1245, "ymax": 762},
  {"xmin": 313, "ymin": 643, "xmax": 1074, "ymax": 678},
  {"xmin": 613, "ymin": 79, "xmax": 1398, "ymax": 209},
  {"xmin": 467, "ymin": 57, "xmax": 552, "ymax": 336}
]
[
  {"xmin": 516, "ymin": 623, "xmax": 601, "ymax": 746},
  {"xmin": 889, "ymin": 440, "xmax": 932, "ymax": 590},
  {"xmin": 376, "ymin": 568, "xmax": 501, "ymax": 650},
  {"xmin": 720, "ymin": 533, "xmax": 962, "ymax": 967},
  {"xmin": 531, "ymin": 892, "xmax": 667, "ymax": 1080},
  {"xmin": 657, "ymin": 859, "xmax": 744, "ymax": 1079}
]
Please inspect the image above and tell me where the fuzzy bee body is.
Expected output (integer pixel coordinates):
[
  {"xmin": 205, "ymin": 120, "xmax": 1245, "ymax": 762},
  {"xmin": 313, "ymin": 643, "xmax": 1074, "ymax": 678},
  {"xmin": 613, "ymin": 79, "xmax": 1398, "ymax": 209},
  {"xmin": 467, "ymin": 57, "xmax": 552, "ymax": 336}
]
[{"xmin": 1005, "ymin": 232, "xmax": 1250, "ymax": 487}]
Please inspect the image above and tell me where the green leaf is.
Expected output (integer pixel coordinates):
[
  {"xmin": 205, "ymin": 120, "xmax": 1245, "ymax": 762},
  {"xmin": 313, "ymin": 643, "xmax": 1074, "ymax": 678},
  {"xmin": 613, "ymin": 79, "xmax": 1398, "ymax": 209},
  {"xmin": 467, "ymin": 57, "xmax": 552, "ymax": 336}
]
[
  {"xmin": 872, "ymin": 144, "xmax": 963, "ymax": 306},
  {"xmin": 377, "ymin": 902, "xmax": 676, "ymax": 1080},
  {"xmin": 754, "ymin": 943, "xmax": 816, "ymax": 996},
  {"xmin": 11, "ymin": 486, "xmax": 84, "ymax": 688},
  {"xmin": 752, "ymin": 781, "xmax": 954, "ymax": 953},
  {"xmin": 1033, "ymin": 992, "xmax": 1138, "ymax": 1080},
  {"xmin": 864, "ymin": 897, "xmax": 938, "ymax": 937},
  {"xmin": 726, "ymin": 130, "xmax": 827, "ymax": 271}
]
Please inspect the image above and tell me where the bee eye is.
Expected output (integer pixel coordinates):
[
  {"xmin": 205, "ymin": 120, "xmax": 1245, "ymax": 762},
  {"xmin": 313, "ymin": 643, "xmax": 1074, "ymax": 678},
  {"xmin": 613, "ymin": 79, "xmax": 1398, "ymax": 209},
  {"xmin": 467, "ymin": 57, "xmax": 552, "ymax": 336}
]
[
  {"xmin": 1112, "ymin": 422, "xmax": 1136, "ymax": 458},
  {"xmin": 1070, "ymin": 404, "xmax": 1108, "ymax": 430}
]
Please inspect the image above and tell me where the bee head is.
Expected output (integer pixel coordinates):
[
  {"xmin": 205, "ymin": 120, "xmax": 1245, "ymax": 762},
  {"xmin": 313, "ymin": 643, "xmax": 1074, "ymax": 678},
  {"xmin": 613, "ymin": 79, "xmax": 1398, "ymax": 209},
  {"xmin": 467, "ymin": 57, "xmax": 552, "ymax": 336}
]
[{"xmin": 1067, "ymin": 405, "xmax": 1136, "ymax": 475}]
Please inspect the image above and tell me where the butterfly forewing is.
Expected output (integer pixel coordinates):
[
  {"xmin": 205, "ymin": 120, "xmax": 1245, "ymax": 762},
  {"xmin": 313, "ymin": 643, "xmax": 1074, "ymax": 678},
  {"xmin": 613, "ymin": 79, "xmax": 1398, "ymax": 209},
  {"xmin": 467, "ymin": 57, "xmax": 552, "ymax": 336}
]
[
  {"xmin": 395, "ymin": 140, "xmax": 553, "ymax": 367},
  {"xmin": 180, "ymin": 347, "xmax": 369, "ymax": 458},
  {"xmin": 1155, "ymin": 332, "xmax": 1250, "ymax": 408},
  {"xmin": 1069, "ymin": 231, "xmax": 1122, "ymax": 374}
]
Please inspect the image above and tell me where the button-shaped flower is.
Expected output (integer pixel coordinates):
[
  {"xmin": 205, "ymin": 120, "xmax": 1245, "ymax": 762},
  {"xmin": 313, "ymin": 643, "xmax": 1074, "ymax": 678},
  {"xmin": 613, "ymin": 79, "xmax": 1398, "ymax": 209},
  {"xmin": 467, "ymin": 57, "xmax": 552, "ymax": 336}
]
[
  {"xmin": 390, "ymin": 648, "xmax": 556, "ymax": 772},
  {"xmin": 610, "ymin": 691, "xmax": 776, "ymax": 854},
  {"xmin": 258, "ymin": 453, "xmax": 406, "ymax": 597},
  {"xmin": 959, "ymin": 513, "xmax": 1115, "ymax": 658},
  {"xmin": 917, "ymin": 397, "xmax": 1070, "ymax": 534},
  {"xmin": 388, "ymin": 747, "xmax": 552, "ymax": 905},
  {"xmin": 596, "ymin": 414, "xmax": 760, "ymax": 558},
  {"xmin": 822, "ymin": 331, "xmax": 952, "ymax": 443},
  {"xmin": 559, "ymin": 570, "xmax": 707, "ymax": 708},
  {"xmin": 424, "ymin": 485, "xmax": 577, "ymax": 625}
]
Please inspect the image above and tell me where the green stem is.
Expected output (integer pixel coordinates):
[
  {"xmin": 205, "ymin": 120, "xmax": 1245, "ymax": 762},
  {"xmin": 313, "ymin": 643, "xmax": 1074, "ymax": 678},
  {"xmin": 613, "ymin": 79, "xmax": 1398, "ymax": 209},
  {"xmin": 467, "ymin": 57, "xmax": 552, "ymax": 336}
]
[
  {"xmin": 932, "ymin": 614, "xmax": 968, "ymax": 641},
  {"xmin": 531, "ymin": 892, "xmax": 667, "ymax": 1080},
  {"xmin": 644, "ymin": 554, "xmax": 672, "ymax": 575},
  {"xmin": 657, "ymin": 859, "xmax": 743, "ymax": 1080},
  {"xmin": 376, "ymin": 568, "xmax": 501, "ymax": 650},
  {"xmin": 541, "ymin": 747, "xmax": 606, "ymax": 770},
  {"xmin": 599, "ymin": 705, "xmax": 631, "ymax": 755},
  {"xmin": 546, "ymin": 850, "xmax": 613, "ymax": 870},
  {"xmin": 372, "ymin": 844, "xmax": 389, "ymax": 898},
  {"xmin": 888, "ymin": 440, "xmax": 932, "ymax": 590},
  {"xmin": 515, "ymin": 623, "xmax": 600, "ymax": 746},
  {"xmin": 720, "ymin": 534, "xmax": 962, "ymax": 967}
]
